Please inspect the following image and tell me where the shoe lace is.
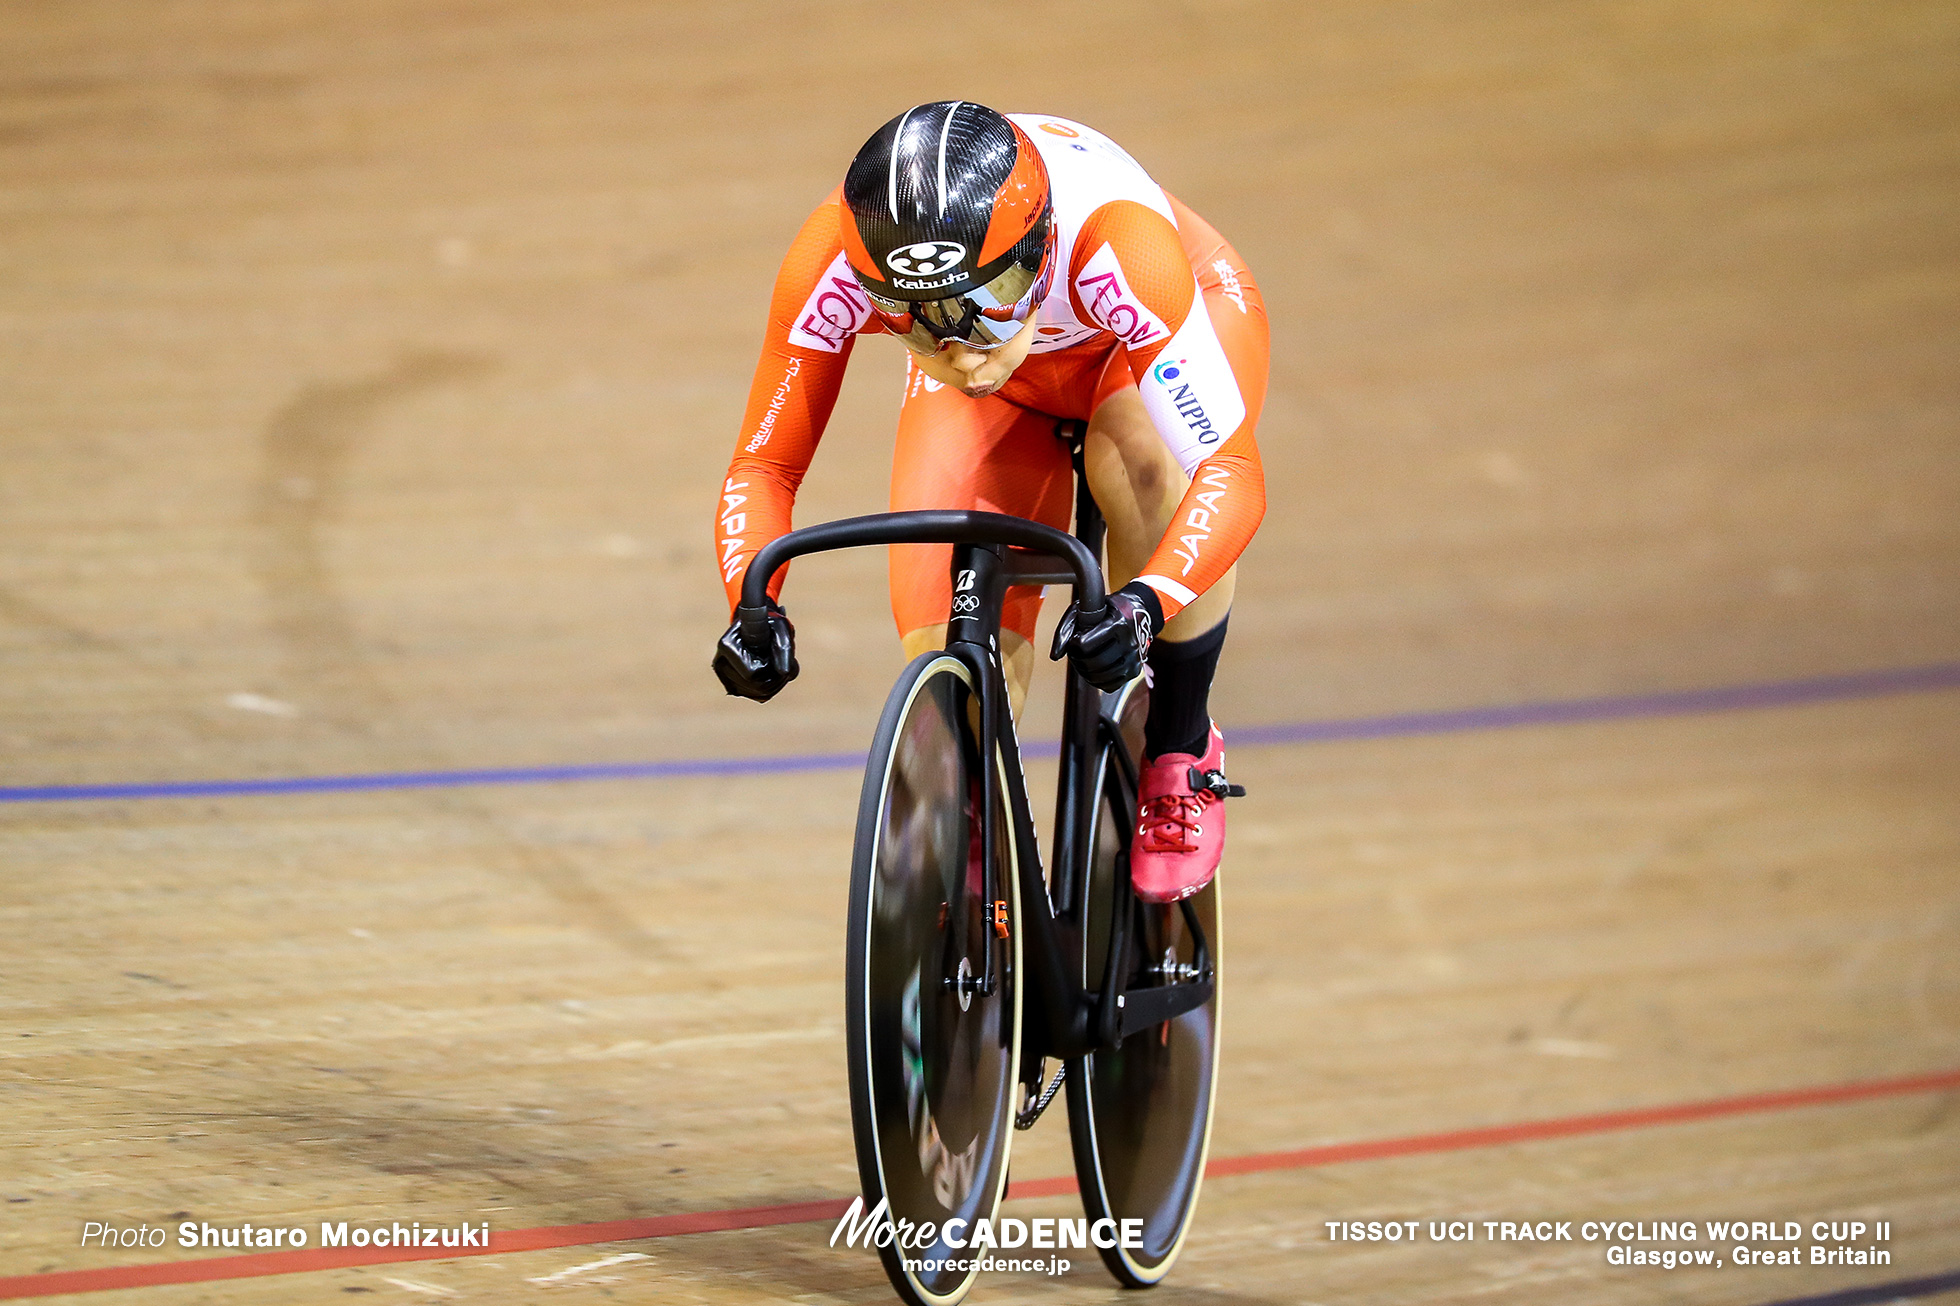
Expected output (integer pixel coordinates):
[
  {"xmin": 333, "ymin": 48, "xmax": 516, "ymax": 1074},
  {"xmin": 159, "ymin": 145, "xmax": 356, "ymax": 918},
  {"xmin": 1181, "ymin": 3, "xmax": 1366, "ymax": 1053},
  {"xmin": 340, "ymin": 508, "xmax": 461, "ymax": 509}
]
[{"xmin": 1138, "ymin": 790, "xmax": 1209, "ymax": 854}]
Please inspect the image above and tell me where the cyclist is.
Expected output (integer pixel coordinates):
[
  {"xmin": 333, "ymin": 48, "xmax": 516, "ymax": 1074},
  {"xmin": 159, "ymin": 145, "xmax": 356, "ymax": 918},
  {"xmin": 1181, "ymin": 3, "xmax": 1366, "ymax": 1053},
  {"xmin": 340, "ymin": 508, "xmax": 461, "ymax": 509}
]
[{"xmin": 712, "ymin": 101, "xmax": 1267, "ymax": 903}]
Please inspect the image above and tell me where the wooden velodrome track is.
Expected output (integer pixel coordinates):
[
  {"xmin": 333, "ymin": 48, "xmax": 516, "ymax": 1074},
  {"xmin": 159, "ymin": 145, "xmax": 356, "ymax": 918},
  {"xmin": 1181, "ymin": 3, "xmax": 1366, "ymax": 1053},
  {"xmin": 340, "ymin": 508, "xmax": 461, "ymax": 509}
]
[{"xmin": 3, "ymin": 2, "xmax": 1957, "ymax": 1303}]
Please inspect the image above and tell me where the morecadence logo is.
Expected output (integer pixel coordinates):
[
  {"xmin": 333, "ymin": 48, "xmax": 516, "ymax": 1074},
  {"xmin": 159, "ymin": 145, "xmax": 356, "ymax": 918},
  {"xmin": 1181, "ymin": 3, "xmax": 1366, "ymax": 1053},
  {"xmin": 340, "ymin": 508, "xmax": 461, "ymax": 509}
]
[{"xmin": 829, "ymin": 1196, "xmax": 1141, "ymax": 1259}]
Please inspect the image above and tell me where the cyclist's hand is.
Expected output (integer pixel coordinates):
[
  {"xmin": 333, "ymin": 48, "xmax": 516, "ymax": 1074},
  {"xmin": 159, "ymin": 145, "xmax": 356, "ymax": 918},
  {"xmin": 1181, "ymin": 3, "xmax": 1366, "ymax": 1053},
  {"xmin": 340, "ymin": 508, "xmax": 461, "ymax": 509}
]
[
  {"xmin": 1051, "ymin": 581, "xmax": 1161, "ymax": 693},
  {"xmin": 713, "ymin": 600, "xmax": 800, "ymax": 702}
]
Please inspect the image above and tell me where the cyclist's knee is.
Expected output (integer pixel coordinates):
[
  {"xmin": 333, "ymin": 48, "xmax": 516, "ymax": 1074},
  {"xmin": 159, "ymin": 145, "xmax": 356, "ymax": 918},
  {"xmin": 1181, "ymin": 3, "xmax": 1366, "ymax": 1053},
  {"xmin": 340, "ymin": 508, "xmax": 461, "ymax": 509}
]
[
  {"xmin": 1084, "ymin": 391, "xmax": 1188, "ymax": 577},
  {"xmin": 901, "ymin": 625, "xmax": 947, "ymax": 659},
  {"xmin": 1001, "ymin": 631, "xmax": 1034, "ymax": 717},
  {"xmin": 1087, "ymin": 394, "xmax": 1180, "ymax": 500},
  {"xmin": 905, "ymin": 625, "xmax": 1034, "ymax": 718}
]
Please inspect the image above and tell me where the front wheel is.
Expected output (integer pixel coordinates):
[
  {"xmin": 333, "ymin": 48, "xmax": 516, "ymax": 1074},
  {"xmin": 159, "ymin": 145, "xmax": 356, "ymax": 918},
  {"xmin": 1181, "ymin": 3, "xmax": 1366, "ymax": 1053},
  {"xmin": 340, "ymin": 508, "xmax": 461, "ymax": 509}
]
[
  {"xmin": 846, "ymin": 652, "xmax": 1022, "ymax": 1306},
  {"xmin": 1066, "ymin": 678, "xmax": 1223, "ymax": 1287}
]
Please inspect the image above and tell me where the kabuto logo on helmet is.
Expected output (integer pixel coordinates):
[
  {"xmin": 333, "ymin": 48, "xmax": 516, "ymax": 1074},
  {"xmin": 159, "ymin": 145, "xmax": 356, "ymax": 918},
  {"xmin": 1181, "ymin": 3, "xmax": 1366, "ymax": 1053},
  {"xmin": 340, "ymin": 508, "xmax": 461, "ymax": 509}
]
[{"xmin": 885, "ymin": 241, "xmax": 967, "ymax": 278}]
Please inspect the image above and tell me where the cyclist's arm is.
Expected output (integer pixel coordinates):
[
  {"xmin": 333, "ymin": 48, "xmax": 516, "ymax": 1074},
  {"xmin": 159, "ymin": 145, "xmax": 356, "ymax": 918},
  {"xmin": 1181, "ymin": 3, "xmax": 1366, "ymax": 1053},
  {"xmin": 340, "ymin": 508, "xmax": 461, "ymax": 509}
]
[
  {"xmin": 1067, "ymin": 201, "xmax": 1268, "ymax": 621},
  {"xmin": 716, "ymin": 187, "xmax": 883, "ymax": 612}
]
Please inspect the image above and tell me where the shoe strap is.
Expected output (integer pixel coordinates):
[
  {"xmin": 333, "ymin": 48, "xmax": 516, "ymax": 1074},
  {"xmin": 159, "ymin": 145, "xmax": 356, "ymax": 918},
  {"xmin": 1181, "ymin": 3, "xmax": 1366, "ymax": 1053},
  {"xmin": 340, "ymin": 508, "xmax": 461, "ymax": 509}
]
[{"xmin": 1187, "ymin": 767, "xmax": 1247, "ymax": 800}]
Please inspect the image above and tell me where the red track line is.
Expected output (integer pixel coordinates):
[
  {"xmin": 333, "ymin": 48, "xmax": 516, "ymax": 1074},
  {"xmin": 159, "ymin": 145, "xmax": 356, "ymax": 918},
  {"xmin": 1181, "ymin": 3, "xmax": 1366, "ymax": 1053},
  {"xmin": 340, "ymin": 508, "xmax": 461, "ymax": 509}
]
[
  {"xmin": 1205, "ymin": 1066, "xmax": 1960, "ymax": 1178},
  {"xmin": 4, "ymin": 1067, "xmax": 1955, "ymax": 1301}
]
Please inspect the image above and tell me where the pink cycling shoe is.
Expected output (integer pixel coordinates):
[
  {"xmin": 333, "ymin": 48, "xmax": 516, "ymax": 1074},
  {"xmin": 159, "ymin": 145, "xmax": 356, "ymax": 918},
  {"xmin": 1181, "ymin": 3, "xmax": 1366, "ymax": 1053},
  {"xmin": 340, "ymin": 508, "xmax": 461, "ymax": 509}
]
[{"xmin": 1130, "ymin": 723, "xmax": 1241, "ymax": 904}]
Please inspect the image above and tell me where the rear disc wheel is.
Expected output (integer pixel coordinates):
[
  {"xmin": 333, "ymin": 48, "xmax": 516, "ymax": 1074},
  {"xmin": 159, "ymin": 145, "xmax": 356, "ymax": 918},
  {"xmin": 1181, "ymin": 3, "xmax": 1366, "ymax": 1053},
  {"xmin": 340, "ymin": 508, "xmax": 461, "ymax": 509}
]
[{"xmin": 1066, "ymin": 678, "xmax": 1223, "ymax": 1287}]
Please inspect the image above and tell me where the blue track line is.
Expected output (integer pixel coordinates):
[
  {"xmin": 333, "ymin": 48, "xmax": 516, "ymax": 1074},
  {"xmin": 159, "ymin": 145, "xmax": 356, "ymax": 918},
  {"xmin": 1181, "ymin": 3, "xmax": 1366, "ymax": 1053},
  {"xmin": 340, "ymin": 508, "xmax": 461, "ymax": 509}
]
[{"xmin": 2, "ymin": 661, "xmax": 1956, "ymax": 805}]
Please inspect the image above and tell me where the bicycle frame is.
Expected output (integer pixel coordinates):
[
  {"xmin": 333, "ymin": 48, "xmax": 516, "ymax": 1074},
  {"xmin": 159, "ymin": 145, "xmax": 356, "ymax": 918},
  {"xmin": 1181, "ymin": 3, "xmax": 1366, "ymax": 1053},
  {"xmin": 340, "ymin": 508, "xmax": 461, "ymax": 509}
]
[{"xmin": 736, "ymin": 427, "xmax": 1214, "ymax": 1064}]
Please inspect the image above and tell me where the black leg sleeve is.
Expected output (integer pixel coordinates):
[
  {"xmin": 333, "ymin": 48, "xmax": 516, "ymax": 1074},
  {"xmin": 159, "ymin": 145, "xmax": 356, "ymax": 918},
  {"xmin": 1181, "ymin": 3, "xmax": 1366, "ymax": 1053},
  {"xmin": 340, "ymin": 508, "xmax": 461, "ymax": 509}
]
[{"xmin": 1143, "ymin": 616, "xmax": 1229, "ymax": 761}]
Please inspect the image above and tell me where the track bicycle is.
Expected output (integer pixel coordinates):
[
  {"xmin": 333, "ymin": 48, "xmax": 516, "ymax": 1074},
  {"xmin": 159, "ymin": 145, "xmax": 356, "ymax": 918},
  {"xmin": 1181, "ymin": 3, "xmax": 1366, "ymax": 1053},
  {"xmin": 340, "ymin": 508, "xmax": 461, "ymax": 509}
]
[{"xmin": 732, "ymin": 423, "xmax": 1230, "ymax": 1305}]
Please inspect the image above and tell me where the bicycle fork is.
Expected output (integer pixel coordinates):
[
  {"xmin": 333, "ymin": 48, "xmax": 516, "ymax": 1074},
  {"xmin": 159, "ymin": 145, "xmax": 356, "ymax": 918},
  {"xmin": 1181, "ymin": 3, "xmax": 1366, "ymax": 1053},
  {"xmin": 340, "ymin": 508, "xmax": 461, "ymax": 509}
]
[{"xmin": 943, "ymin": 541, "xmax": 1012, "ymax": 1004}]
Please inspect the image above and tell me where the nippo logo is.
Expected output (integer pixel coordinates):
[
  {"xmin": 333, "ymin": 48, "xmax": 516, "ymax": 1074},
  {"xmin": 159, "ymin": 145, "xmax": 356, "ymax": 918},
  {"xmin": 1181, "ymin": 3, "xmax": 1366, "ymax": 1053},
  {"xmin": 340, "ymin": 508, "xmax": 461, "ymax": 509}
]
[
  {"xmin": 886, "ymin": 241, "xmax": 966, "ymax": 277},
  {"xmin": 1152, "ymin": 358, "xmax": 1187, "ymax": 384}
]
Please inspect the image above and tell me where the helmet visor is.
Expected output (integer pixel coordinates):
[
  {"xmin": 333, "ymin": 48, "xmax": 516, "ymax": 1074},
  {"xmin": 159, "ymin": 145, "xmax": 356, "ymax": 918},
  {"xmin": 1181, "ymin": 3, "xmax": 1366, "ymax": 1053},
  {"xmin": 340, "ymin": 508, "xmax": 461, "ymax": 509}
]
[{"xmin": 866, "ymin": 242, "xmax": 1051, "ymax": 352}]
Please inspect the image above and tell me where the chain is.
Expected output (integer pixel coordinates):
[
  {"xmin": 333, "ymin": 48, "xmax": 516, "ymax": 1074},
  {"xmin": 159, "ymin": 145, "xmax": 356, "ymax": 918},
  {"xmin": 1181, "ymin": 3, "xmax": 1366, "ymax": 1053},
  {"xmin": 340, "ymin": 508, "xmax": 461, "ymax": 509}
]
[{"xmin": 1014, "ymin": 1062, "xmax": 1067, "ymax": 1130}]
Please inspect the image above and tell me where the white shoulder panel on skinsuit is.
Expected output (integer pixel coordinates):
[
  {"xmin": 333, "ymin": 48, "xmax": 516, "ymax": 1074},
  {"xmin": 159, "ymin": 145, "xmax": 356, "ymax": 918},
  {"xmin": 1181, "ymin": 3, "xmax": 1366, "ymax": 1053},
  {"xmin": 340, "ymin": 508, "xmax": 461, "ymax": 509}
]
[
  {"xmin": 1008, "ymin": 114, "xmax": 1178, "ymax": 354},
  {"xmin": 1008, "ymin": 114, "xmax": 1243, "ymax": 472}
]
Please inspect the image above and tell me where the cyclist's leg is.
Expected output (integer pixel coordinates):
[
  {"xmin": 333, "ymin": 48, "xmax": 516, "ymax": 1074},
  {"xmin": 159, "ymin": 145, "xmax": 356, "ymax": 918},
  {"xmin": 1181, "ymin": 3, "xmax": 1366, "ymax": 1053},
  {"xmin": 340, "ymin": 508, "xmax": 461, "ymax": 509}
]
[
  {"xmin": 890, "ymin": 360, "xmax": 1074, "ymax": 717},
  {"xmin": 901, "ymin": 624, "xmax": 1037, "ymax": 714}
]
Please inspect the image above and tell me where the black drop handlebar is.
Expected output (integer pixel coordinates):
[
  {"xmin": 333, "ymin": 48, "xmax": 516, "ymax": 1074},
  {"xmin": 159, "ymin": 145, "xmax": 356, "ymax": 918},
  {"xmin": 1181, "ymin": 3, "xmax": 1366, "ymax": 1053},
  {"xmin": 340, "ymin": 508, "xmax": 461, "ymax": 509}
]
[{"xmin": 735, "ymin": 510, "xmax": 1108, "ymax": 647}]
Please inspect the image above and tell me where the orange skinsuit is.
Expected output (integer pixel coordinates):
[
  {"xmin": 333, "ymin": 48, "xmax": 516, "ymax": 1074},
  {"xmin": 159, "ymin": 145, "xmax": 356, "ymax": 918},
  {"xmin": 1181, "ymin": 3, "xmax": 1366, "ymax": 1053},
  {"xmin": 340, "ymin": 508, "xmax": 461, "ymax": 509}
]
[{"xmin": 715, "ymin": 115, "xmax": 1268, "ymax": 643}]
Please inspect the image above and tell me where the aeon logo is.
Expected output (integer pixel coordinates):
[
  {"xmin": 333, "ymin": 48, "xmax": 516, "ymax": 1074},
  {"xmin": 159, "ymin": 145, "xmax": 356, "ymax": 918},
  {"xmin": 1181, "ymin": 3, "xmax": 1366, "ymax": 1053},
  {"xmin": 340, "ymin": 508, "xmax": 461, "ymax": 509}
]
[
  {"xmin": 789, "ymin": 253, "xmax": 873, "ymax": 354},
  {"xmin": 1076, "ymin": 243, "xmax": 1169, "ymax": 349},
  {"xmin": 887, "ymin": 241, "xmax": 966, "ymax": 277}
]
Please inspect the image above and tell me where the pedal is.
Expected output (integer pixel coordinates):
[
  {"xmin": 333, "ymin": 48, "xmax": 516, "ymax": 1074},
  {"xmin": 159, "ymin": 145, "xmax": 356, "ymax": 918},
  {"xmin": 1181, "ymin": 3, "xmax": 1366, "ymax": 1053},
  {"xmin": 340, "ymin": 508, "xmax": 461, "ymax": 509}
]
[
  {"xmin": 991, "ymin": 900, "xmax": 1009, "ymax": 938},
  {"xmin": 1189, "ymin": 767, "xmax": 1247, "ymax": 799}
]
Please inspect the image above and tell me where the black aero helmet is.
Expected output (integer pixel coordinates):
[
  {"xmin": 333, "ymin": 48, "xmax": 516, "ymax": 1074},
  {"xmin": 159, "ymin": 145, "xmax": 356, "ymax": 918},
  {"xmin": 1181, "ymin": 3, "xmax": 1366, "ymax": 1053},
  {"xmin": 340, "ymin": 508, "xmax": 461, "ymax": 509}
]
[{"xmin": 841, "ymin": 101, "xmax": 1055, "ymax": 350}]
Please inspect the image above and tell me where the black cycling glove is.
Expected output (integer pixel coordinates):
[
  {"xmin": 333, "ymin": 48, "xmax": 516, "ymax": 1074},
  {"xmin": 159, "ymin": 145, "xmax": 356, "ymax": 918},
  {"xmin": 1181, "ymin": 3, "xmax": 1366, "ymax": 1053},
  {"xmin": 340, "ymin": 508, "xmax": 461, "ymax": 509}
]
[
  {"xmin": 712, "ymin": 600, "xmax": 800, "ymax": 702},
  {"xmin": 1051, "ymin": 581, "xmax": 1163, "ymax": 693}
]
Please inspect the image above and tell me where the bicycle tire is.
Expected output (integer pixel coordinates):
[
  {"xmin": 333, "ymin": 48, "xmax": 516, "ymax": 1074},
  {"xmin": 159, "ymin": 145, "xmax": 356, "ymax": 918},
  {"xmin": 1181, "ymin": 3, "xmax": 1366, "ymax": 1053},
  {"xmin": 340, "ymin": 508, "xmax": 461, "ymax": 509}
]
[
  {"xmin": 1065, "ymin": 677, "xmax": 1223, "ymax": 1287},
  {"xmin": 846, "ymin": 652, "xmax": 1023, "ymax": 1306}
]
